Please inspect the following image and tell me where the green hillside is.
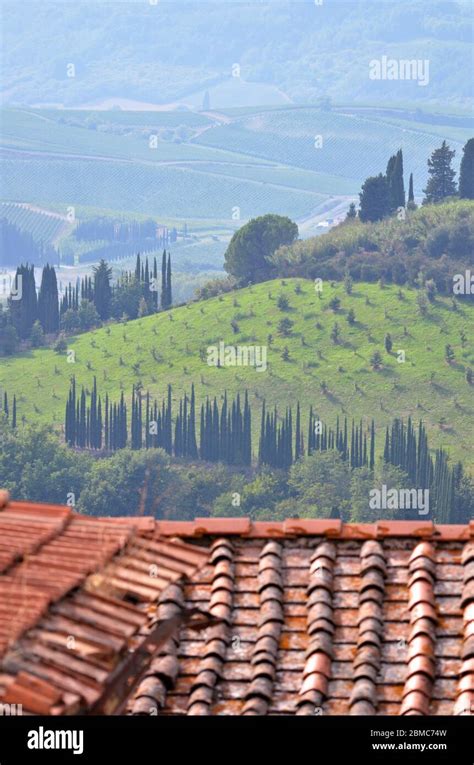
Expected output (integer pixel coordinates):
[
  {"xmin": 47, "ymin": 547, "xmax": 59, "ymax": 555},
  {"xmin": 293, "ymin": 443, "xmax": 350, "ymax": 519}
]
[{"xmin": 1, "ymin": 279, "xmax": 473, "ymax": 467}]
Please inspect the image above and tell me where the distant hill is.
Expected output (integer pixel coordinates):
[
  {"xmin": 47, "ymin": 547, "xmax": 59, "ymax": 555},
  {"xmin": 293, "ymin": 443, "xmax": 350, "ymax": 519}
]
[
  {"xmin": 2, "ymin": 278, "xmax": 473, "ymax": 467},
  {"xmin": 2, "ymin": 0, "xmax": 472, "ymax": 109}
]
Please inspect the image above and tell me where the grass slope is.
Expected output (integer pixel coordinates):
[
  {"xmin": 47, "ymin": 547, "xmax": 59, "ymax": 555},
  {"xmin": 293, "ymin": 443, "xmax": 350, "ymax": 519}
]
[{"xmin": 1, "ymin": 279, "xmax": 473, "ymax": 467}]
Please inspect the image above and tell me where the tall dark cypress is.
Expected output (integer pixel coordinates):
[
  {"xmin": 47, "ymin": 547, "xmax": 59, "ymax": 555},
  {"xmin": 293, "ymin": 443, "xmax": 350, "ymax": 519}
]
[
  {"xmin": 369, "ymin": 420, "xmax": 375, "ymax": 470},
  {"xmin": 12, "ymin": 395, "xmax": 17, "ymax": 429},
  {"xmin": 258, "ymin": 400, "xmax": 266, "ymax": 465},
  {"xmin": 243, "ymin": 391, "xmax": 251, "ymax": 465},
  {"xmin": 188, "ymin": 384, "xmax": 198, "ymax": 459},
  {"xmin": 166, "ymin": 252, "xmax": 172, "ymax": 308},
  {"xmin": 408, "ymin": 172, "xmax": 415, "ymax": 205},
  {"xmin": 160, "ymin": 250, "xmax": 167, "ymax": 309},
  {"xmin": 93, "ymin": 259, "xmax": 112, "ymax": 320},
  {"xmin": 104, "ymin": 393, "xmax": 109, "ymax": 450},
  {"xmin": 295, "ymin": 402, "xmax": 301, "ymax": 460},
  {"xmin": 38, "ymin": 264, "xmax": 59, "ymax": 334},
  {"xmin": 9, "ymin": 264, "xmax": 38, "ymax": 339},
  {"xmin": 152, "ymin": 256, "xmax": 158, "ymax": 311},
  {"xmin": 144, "ymin": 258, "xmax": 150, "ymax": 303}
]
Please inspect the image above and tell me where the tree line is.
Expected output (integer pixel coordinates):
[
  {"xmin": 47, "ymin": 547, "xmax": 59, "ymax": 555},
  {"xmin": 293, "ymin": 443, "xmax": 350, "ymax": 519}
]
[
  {"xmin": 0, "ymin": 389, "xmax": 17, "ymax": 428},
  {"xmin": 64, "ymin": 379, "xmax": 251, "ymax": 466},
  {"xmin": 75, "ymin": 217, "xmax": 175, "ymax": 243},
  {"xmin": 62, "ymin": 377, "xmax": 467, "ymax": 522},
  {"xmin": 0, "ymin": 251, "xmax": 173, "ymax": 354},
  {"xmin": 357, "ymin": 138, "xmax": 473, "ymax": 223},
  {"xmin": 0, "ymin": 219, "xmax": 58, "ymax": 268}
]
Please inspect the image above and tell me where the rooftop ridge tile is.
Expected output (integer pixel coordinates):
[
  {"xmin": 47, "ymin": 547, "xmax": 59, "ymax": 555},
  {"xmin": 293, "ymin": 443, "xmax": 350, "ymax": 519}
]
[
  {"xmin": 188, "ymin": 538, "xmax": 235, "ymax": 716},
  {"xmin": 349, "ymin": 540, "xmax": 386, "ymax": 716},
  {"xmin": 242, "ymin": 541, "xmax": 283, "ymax": 716},
  {"xmin": 151, "ymin": 518, "xmax": 472, "ymax": 541},
  {"xmin": 296, "ymin": 541, "xmax": 336, "ymax": 715},
  {"xmin": 400, "ymin": 541, "xmax": 438, "ymax": 716},
  {"xmin": 454, "ymin": 541, "xmax": 474, "ymax": 716}
]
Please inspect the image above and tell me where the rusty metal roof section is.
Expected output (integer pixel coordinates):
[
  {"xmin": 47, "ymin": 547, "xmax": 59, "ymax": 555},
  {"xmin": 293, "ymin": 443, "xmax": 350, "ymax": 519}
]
[{"xmin": 1, "ymin": 496, "xmax": 473, "ymax": 716}]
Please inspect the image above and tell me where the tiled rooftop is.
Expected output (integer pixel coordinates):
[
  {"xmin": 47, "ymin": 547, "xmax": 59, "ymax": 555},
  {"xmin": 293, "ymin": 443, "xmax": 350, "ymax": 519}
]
[{"xmin": 0, "ymin": 492, "xmax": 473, "ymax": 716}]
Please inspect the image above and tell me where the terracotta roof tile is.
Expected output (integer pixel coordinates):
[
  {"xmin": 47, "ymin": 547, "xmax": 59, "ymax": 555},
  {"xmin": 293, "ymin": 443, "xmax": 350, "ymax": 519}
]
[
  {"xmin": 242, "ymin": 541, "xmax": 283, "ymax": 716},
  {"xmin": 0, "ymin": 497, "xmax": 210, "ymax": 715},
  {"xmin": 1, "ymin": 499, "xmax": 473, "ymax": 715}
]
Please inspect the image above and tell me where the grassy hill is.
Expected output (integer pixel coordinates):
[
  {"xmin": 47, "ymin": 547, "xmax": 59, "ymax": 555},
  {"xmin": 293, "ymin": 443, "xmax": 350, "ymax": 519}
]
[{"xmin": 1, "ymin": 279, "xmax": 473, "ymax": 467}]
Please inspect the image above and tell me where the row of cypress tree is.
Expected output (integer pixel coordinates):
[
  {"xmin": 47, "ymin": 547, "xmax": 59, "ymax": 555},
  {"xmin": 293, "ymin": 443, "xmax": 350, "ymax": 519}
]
[
  {"xmin": 64, "ymin": 379, "xmax": 252, "ymax": 466},
  {"xmin": 7, "ymin": 251, "xmax": 173, "ymax": 344},
  {"xmin": 307, "ymin": 407, "xmax": 376, "ymax": 470},
  {"xmin": 0, "ymin": 390, "xmax": 17, "ymax": 428},
  {"xmin": 63, "ymin": 379, "xmax": 466, "ymax": 521},
  {"xmin": 9, "ymin": 264, "xmax": 59, "ymax": 339},
  {"xmin": 382, "ymin": 417, "xmax": 458, "ymax": 522},
  {"xmin": 358, "ymin": 138, "xmax": 474, "ymax": 223},
  {"xmin": 60, "ymin": 251, "xmax": 172, "ymax": 318}
]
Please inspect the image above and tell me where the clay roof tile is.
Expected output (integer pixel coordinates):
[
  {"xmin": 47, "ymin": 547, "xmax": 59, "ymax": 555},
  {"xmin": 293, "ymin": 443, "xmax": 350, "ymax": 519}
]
[
  {"xmin": 349, "ymin": 679, "xmax": 377, "ymax": 706},
  {"xmin": 409, "ymin": 541, "xmax": 436, "ymax": 564},
  {"xmin": 400, "ymin": 691, "xmax": 430, "ymax": 716},
  {"xmin": 303, "ymin": 652, "xmax": 332, "ymax": 679}
]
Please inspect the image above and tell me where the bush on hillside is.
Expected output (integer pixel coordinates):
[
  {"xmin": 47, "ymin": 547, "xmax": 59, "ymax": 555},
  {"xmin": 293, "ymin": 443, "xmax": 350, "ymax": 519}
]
[{"xmin": 270, "ymin": 201, "xmax": 474, "ymax": 296}]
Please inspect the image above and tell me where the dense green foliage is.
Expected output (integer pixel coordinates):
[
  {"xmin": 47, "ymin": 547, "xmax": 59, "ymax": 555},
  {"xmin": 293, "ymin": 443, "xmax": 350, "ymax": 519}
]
[
  {"xmin": 459, "ymin": 138, "xmax": 474, "ymax": 200},
  {"xmin": 224, "ymin": 214, "xmax": 298, "ymax": 284},
  {"xmin": 359, "ymin": 174, "xmax": 390, "ymax": 223},
  {"xmin": 2, "ymin": 415, "xmax": 472, "ymax": 523},
  {"xmin": 423, "ymin": 141, "xmax": 458, "ymax": 204},
  {"xmin": 272, "ymin": 200, "xmax": 474, "ymax": 291}
]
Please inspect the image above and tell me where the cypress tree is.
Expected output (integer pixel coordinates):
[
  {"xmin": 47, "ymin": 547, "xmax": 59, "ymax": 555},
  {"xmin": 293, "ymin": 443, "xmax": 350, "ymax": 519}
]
[
  {"xmin": 459, "ymin": 138, "xmax": 474, "ymax": 199},
  {"xmin": 295, "ymin": 402, "xmax": 301, "ymax": 460},
  {"xmin": 243, "ymin": 391, "xmax": 251, "ymax": 465},
  {"xmin": 93, "ymin": 260, "xmax": 112, "ymax": 320},
  {"xmin": 199, "ymin": 403, "xmax": 205, "ymax": 459},
  {"xmin": 145, "ymin": 392, "xmax": 150, "ymax": 449},
  {"xmin": 12, "ymin": 395, "xmax": 17, "ymax": 429},
  {"xmin": 188, "ymin": 384, "xmax": 198, "ymax": 459},
  {"xmin": 383, "ymin": 427, "xmax": 390, "ymax": 463},
  {"xmin": 369, "ymin": 420, "xmax": 375, "ymax": 470},
  {"xmin": 104, "ymin": 393, "xmax": 109, "ymax": 450},
  {"xmin": 166, "ymin": 253, "xmax": 172, "ymax": 308},
  {"xmin": 38, "ymin": 264, "xmax": 59, "ymax": 334},
  {"xmin": 408, "ymin": 172, "xmax": 415, "ymax": 207},
  {"xmin": 388, "ymin": 148, "xmax": 405, "ymax": 210},
  {"xmin": 423, "ymin": 141, "xmax": 457, "ymax": 203},
  {"xmin": 79, "ymin": 388, "xmax": 86, "ymax": 448},
  {"xmin": 9, "ymin": 264, "xmax": 38, "ymax": 340},
  {"xmin": 160, "ymin": 250, "xmax": 167, "ymax": 309},
  {"xmin": 386, "ymin": 153, "xmax": 397, "ymax": 212},
  {"xmin": 144, "ymin": 258, "xmax": 150, "ymax": 303},
  {"xmin": 153, "ymin": 257, "xmax": 158, "ymax": 311},
  {"xmin": 258, "ymin": 400, "xmax": 266, "ymax": 465}
]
